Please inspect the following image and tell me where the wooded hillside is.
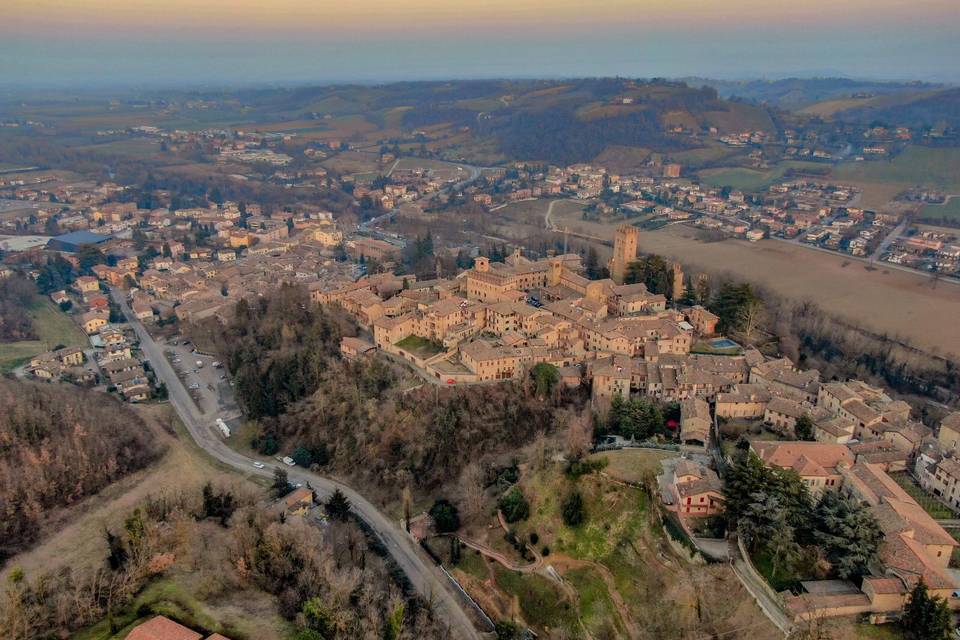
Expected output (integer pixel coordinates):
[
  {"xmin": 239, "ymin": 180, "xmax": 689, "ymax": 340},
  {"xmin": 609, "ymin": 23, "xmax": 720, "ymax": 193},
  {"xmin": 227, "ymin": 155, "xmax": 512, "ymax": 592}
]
[
  {"xmin": 270, "ymin": 356, "xmax": 579, "ymax": 490},
  {"xmin": 0, "ymin": 379, "xmax": 161, "ymax": 564},
  {"xmin": 0, "ymin": 276, "xmax": 37, "ymax": 343}
]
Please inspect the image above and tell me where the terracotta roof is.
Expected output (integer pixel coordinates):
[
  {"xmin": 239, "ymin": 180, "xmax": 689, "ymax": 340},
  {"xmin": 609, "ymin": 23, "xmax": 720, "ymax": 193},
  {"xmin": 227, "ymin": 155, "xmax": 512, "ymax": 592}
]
[
  {"xmin": 752, "ymin": 441, "xmax": 854, "ymax": 476},
  {"xmin": 125, "ymin": 616, "xmax": 202, "ymax": 640},
  {"xmin": 862, "ymin": 576, "xmax": 906, "ymax": 595}
]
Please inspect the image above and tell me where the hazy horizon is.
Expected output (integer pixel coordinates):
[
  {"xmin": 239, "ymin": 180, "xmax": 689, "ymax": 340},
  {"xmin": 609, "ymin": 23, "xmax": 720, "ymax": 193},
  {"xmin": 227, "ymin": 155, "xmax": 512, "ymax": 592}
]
[{"xmin": 2, "ymin": 0, "xmax": 958, "ymax": 88}]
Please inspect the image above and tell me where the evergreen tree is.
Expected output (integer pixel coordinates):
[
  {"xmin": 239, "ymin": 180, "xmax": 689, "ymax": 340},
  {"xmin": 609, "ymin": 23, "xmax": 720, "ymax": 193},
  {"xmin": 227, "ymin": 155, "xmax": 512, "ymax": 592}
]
[
  {"xmin": 812, "ymin": 490, "xmax": 883, "ymax": 580},
  {"xmin": 498, "ymin": 486, "xmax": 530, "ymax": 524},
  {"xmin": 530, "ymin": 362, "xmax": 560, "ymax": 397},
  {"xmin": 429, "ymin": 499, "xmax": 461, "ymax": 533},
  {"xmin": 325, "ymin": 488, "xmax": 351, "ymax": 521},
  {"xmin": 795, "ymin": 414, "xmax": 815, "ymax": 441},
  {"xmin": 561, "ymin": 490, "xmax": 585, "ymax": 527},
  {"xmin": 272, "ymin": 468, "xmax": 292, "ymax": 498},
  {"xmin": 903, "ymin": 580, "xmax": 951, "ymax": 640}
]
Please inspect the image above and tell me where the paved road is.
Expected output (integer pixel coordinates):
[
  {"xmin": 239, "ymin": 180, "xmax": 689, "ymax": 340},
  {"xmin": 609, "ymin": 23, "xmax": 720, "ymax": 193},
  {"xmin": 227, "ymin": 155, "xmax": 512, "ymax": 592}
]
[
  {"xmin": 110, "ymin": 289, "xmax": 483, "ymax": 640},
  {"xmin": 729, "ymin": 538, "xmax": 792, "ymax": 636},
  {"xmin": 869, "ymin": 217, "xmax": 909, "ymax": 261}
]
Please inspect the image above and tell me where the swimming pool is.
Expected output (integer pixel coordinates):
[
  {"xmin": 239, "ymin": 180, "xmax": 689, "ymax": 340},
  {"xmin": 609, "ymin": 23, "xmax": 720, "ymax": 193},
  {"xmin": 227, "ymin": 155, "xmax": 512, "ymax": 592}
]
[{"xmin": 709, "ymin": 338, "xmax": 740, "ymax": 349}]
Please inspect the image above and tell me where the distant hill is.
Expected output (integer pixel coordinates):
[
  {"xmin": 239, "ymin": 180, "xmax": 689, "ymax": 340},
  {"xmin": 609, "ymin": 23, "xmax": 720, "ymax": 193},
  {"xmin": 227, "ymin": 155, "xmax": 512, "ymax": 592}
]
[
  {"xmin": 686, "ymin": 77, "xmax": 941, "ymax": 111},
  {"xmin": 184, "ymin": 79, "xmax": 779, "ymax": 166},
  {"xmin": 833, "ymin": 87, "xmax": 960, "ymax": 129},
  {"xmin": 473, "ymin": 79, "xmax": 775, "ymax": 165}
]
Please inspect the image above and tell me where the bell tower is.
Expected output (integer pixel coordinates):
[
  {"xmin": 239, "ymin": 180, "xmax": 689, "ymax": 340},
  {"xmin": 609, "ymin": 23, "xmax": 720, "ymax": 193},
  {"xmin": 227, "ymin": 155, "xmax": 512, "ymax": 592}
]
[{"xmin": 609, "ymin": 224, "xmax": 640, "ymax": 284}]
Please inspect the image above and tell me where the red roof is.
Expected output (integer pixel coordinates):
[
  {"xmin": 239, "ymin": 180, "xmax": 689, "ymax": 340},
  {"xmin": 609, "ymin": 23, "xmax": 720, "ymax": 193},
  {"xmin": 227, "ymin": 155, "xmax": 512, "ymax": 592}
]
[{"xmin": 125, "ymin": 616, "xmax": 202, "ymax": 640}]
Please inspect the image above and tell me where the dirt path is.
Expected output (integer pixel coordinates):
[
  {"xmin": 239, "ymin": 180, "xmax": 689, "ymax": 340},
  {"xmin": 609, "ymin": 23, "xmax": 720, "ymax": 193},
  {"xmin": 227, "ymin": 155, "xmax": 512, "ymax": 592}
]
[{"xmin": 458, "ymin": 535, "xmax": 542, "ymax": 573}]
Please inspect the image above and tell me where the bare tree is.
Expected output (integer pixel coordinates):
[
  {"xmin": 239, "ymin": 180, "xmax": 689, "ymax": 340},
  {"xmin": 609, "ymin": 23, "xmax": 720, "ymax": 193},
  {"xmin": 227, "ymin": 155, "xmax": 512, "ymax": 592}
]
[
  {"xmin": 738, "ymin": 298, "xmax": 766, "ymax": 346},
  {"xmin": 460, "ymin": 462, "xmax": 486, "ymax": 520}
]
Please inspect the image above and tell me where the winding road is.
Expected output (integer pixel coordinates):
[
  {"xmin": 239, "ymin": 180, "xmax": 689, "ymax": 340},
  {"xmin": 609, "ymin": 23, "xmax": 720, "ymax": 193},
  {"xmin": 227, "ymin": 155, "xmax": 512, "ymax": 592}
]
[{"xmin": 110, "ymin": 289, "xmax": 483, "ymax": 640}]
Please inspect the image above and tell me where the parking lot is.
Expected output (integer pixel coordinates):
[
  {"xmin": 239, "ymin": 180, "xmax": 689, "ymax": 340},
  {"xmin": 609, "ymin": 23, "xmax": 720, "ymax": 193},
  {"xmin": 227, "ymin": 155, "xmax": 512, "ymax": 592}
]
[{"xmin": 161, "ymin": 338, "xmax": 240, "ymax": 421}]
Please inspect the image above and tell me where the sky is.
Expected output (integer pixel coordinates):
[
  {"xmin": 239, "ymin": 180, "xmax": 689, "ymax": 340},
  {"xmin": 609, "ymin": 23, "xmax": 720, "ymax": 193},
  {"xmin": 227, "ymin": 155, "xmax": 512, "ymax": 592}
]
[{"xmin": 1, "ymin": 0, "xmax": 958, "ymax": 88}]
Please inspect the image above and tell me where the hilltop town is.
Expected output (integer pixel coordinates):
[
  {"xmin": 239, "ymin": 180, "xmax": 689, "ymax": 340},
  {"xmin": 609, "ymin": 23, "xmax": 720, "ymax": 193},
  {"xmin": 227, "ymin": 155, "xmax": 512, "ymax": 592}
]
[{"xmin": 2, "ymin": 78, "xmax": 960, "ymax": 640}]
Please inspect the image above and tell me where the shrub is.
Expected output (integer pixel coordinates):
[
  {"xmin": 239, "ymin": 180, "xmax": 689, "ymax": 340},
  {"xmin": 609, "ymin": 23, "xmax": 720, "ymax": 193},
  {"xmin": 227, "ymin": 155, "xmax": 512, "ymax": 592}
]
[
  {"xmin": 541, "ymin": 546, "xmax": 550, "ymax": 557},
  {"xmin": 565, "ymin": 456, "xmax": 608, "ymax": 478},
  {"xmin": 429, "ymin": 499, "xmax": 461, "ymax": 533},
  {"xmin": 529, "ymin": 532, "xmax": 539, "ymax": 545},
  {"xmin": 498, "ymin": 486, "xmax": 530, "ymax": 524},
  {"xmin": 561, "ymin": 490, "xmax": 585, "ymax": 527},
  {"xmin": 291, "ymin": 446, "xmax": 313, "ymax": 468}
]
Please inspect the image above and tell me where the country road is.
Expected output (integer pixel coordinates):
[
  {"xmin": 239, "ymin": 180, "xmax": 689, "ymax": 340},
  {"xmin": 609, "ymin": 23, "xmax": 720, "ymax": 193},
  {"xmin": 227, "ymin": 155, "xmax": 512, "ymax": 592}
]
[{"xmin": 110, "ymin": 289, "xmax": 484, "ymax": 640}]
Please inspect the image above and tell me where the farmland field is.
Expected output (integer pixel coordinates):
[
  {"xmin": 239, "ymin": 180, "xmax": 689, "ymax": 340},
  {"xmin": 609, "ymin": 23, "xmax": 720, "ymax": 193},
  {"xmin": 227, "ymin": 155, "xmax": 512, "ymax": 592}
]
[
  {"xmin": 918, "ymin": 197, "xmax": 960, "ymax": 224},
  {"xmin": 833, "ymin": 146, "xmax": 960, "ymax": 193},
  {"xmin": 699, "ymin": 161, "xmax": 826, "ymax": 192},
  {"xmin": 545, "ymin": 207, "xmax": 960, "ymax": 357}
]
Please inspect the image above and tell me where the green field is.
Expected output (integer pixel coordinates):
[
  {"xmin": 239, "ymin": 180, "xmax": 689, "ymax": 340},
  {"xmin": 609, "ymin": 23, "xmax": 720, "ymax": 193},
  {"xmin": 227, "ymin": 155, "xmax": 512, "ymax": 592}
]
[
  {"xmin": 565, "ymin": 567, "xmax": 625, "ymax": 637},
  {"xmin": 492, "ymin": 566, "xmax": 580, "ymax": 634},
  {"xmin": 73, "ymin": 575, "xmax": 294, "ymax": 640},
  {"xmin": 699, "ymin": 161, "xmax": 826, "ymax": 192},
  {"xmin": 918, "ymin": 197, "xmax": 960, "ymax": 223},
  {"xmin": 0, "ymin": 299, "xmax": 88, "ymax": 372},
  {"xmin": 588, "ymin": 448, "xmax": 676, "ymax": 485},
  {"xmin": 833, "ymin": 146, "xmax": 960, "ymax": 193}
]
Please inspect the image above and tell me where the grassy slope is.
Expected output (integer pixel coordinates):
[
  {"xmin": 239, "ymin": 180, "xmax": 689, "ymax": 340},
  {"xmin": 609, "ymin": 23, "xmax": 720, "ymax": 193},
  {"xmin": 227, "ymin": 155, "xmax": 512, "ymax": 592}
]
[
  {"xmin": 0, "ymin": 298, "xmax": 88, "ymax": 372},
  {"xmin": 474, "ymin": 458, "xmax": 778, "ymax": 639}
]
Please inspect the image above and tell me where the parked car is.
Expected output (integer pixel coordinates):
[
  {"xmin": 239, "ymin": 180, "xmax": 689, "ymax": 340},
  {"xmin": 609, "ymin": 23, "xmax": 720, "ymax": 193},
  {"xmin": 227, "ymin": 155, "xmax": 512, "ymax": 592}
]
[{"xmin": 253, "ymin": 461, "xmax": 265, "ymax": 469}]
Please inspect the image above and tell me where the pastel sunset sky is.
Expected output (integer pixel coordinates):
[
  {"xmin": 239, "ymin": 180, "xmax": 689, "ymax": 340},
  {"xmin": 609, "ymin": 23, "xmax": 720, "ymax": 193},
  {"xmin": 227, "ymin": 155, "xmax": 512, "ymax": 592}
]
[{"xmin": 2, "ymin": 0, "xmax": 958, "ymax": 87}]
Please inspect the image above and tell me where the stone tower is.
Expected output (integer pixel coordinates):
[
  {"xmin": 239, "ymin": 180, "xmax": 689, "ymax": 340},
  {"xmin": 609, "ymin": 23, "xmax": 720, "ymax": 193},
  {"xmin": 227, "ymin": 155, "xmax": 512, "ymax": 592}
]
[
  {"xmin": 609, "ymin": 224, "xmax": 640, "ymax": 284},
  {"xmin": 672, "ymin": 262, "xmax": 684, "ymax": 301}
]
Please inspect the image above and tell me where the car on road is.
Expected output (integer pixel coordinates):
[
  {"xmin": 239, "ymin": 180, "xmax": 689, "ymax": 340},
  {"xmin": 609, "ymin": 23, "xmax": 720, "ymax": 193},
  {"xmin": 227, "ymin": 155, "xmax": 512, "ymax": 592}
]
[
  {"xmin": 282, "ymin": 456, "xmax": 296, "ymax": 467},
  {"xmin": 188, "ymin": 383, "xmax": 200, "ymax": 389},
  {"xmin": 253, "ymin": 461, "xmax": 265, "ymax": 469}
]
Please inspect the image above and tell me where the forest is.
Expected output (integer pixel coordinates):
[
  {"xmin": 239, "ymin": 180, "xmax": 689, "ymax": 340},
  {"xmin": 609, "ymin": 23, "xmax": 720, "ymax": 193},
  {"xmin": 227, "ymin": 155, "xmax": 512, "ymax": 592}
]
[
  {"xmin": 0, "ymin": 484, "xmax": 446, "ymax": 640},
  {"xmin": 0, "ymin": 379, "xmax": 161, "ymax": 564},
  {"xmin": 192, "ymin": 284, "xmax": 353, "ymax": 420},
  {"xmin": 270, "ymin": 356, "xmax": 584, "ymax": 491},
  {"xmin": 0, "ymin": 276, "xmax": 37, "ymax": 342},
  {"xmin": 200, "ymin": 286, "xmax": 587, "ymax": 492}
]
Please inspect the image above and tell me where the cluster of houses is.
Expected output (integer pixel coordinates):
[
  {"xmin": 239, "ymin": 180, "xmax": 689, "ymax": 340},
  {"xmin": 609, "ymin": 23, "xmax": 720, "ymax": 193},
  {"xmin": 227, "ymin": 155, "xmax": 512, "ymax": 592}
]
[
  {"xmin": 762, "ymin": 437, "xmax": 960, "ymax": 625},
  {"xmin": 885, "ymin": 227, "xmax": 960, "ymax": 273},
  {"xmin": 317, "ymin": 227, "xmax": 724, "ymax": 395},
  {"xmin": 655, "ymin": 346, "xmax": 960, "ymax": 623}
]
